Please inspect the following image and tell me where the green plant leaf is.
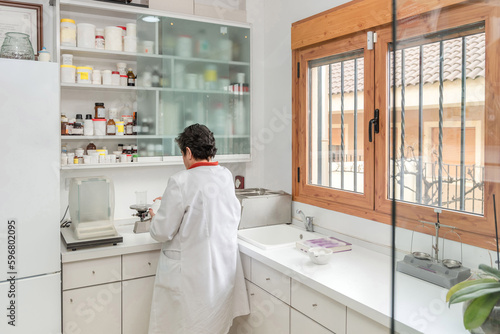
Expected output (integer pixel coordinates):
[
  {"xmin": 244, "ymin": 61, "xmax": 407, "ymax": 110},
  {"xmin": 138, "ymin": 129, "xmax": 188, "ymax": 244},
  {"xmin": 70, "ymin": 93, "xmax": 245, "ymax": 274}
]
[
  {"xmin": 479, "ymin": 264, "xmax": 500, "ymax": 280},
  {"xmin": 447, "ymin": 278, "xmax": 498, "ymax": 302},
  {"xmin": 451, "ymin": 286, "xmax": 500, "ymax": 304},
  {"xmin": 463, "ymin": 291, "xmax": 500, "ymax": 329}
]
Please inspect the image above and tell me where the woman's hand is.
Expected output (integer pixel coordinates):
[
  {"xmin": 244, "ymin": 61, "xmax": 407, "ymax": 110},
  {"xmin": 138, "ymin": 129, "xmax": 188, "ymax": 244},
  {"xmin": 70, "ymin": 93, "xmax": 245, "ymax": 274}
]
[{"xmin": 149, "ymin": 197, "xmax": 162, "ymax": 218}]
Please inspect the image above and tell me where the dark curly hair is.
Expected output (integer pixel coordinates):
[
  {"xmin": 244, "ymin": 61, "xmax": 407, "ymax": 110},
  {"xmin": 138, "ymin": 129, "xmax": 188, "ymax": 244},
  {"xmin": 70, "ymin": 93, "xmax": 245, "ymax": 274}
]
[{"xmin": 175, "ymin": 124, "xmax": 217, "ymax": 160}]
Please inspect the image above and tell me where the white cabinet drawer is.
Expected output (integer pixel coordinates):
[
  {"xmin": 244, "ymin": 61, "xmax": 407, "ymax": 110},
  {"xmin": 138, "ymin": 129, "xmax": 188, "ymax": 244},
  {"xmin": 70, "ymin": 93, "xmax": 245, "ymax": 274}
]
[
  {"xmin": 291, "ymin": 308, "xmax": 334, "ymax": 334},
  {"xmin": 63, "ymin": 256, "xmax": 121, "ymax": 290},
  {"xmin": 251, "ymin": 259, "xmax": 290, "ymax": 304},
  {"xmin": 346, "ymin": 308, "xmax": 391, "ymax": 334},
  {"xmin": 122, "ymin": 250, "xmax": 160, "ymax": 280},
  {"xmin": 291, "ymin": 280, "xmax": 346, "ymax": 334}
]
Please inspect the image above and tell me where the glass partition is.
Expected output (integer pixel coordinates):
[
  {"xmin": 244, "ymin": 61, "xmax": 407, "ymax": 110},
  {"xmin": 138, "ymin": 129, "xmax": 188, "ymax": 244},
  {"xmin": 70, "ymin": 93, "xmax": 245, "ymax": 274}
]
[{"xmin": 392, "ymin": 2, "xmax": 500, "ymax": 334}]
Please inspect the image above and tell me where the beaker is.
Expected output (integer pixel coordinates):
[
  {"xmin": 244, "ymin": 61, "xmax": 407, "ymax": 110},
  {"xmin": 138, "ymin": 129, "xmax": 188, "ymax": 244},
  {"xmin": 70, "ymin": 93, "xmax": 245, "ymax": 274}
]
[{"xmin": 135, "ymin": 190, "xmax": 147, "ymax": 205}]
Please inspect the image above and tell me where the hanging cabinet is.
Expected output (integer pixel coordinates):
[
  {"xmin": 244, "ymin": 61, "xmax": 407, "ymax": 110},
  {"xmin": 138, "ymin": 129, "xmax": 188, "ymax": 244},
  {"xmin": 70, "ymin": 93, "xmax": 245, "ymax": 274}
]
[{"xmin": 57, "ymin": 0, "xmax": 251, "ymax": 169}]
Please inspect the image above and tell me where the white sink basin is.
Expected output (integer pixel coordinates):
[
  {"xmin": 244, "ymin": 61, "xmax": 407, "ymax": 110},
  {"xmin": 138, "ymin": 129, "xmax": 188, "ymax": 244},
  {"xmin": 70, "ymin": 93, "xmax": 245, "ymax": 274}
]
[{"xmin": 238, "ymin": 224, "xmax": 323, "ymax": 250}]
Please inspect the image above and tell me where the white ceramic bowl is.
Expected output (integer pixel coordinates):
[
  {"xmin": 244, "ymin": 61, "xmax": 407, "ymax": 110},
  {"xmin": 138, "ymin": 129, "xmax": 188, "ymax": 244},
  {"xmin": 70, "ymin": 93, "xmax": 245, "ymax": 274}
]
[{"xmin": 308, "ymin": 247, "xmax": 333, "ymax": 265}]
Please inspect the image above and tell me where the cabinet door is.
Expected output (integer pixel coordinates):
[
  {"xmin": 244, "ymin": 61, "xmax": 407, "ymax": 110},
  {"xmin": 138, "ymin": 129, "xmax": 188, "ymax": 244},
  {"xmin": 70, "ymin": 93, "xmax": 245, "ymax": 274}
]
[
  {"xmin": 63, "ymin": 282, "xmax": 121, "ymax": 334},
  {"xmin": 346, "ymin": 308, "xmax": 391, "ymax": 334},
  {"xmin": 122, "ymin": 276, "xmax": 156, "ymax": 334},
  {"xmin": 229, "ymin": 281, "xmax": 289, "ymax": 334},
  {"xmin": 291, "ymin": 308, "xmax": 334, "ymax": 334}
]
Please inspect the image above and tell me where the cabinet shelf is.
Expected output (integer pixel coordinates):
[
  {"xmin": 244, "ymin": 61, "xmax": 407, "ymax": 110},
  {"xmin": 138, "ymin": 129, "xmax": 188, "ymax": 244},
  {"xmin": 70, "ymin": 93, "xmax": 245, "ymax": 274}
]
[
  {"xmin": 60, "ymin": 83, "xmax": 250, "ymax": 95},
  {"xmin": 60, "ymin": 46, "xmax": 250, "ymax": 66}
]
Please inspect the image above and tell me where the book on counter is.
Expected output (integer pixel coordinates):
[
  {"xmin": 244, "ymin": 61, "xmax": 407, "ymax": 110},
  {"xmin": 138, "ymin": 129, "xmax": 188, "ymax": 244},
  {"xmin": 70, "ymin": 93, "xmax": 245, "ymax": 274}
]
[{"xmin": 296, "ymin": 236, "xmax": 352, "ymax": 253}]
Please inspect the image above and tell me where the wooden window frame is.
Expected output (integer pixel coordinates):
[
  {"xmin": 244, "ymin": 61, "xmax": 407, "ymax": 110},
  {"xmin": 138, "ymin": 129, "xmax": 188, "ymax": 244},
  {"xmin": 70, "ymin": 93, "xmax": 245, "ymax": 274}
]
[{"xmin": 292, "ymin": 0, "xmax": 500, "ymax": 250}]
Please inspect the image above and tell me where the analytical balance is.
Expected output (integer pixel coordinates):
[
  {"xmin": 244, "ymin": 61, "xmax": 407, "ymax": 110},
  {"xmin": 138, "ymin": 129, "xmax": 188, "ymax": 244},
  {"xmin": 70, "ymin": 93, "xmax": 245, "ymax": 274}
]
[{"xmin": 61, "ymin": 176, "xmax": 123, "ymax": 250}]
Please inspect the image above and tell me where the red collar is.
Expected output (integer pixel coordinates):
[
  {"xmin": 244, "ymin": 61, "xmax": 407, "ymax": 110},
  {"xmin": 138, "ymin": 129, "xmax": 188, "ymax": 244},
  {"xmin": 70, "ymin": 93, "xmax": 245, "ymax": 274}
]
[{"xmin": 188, "ymin": 161, "xmax": 219, "ymax": 170}]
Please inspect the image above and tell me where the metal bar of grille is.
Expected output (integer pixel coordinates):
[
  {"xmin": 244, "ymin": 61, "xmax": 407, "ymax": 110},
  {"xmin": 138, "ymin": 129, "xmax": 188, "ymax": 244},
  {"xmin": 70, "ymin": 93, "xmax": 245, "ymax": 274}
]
[
  {"xmin": 455, "ymin": 165, "xmax": 458, "ymax": 210},
  {"xmin": 400, "ymin": 49, "xmax": 406, "ymax": 201},
  {"xmin": 438, "ymin": 41, "xmax": 444, "ymax": 207},
  {"xmin": 417, "ymin": 45, "xmax": 424, "ymax": 204},
  {"xmin": 317, "ymin": 66, "xmax": 323, "ymax": 185},
  {"xmin": 472, "ymin": 166, "xmax": 476, "ymax": 213},
  {"xmin": 341, "ymin": 61, "xmax": 345, "ymax": 190},
  {"xmin": 447, "ymin": 164, "xmax": 450, "ymax": 209},
  {"xmin": 328, "ymin": 64, "xmax": 333, "ymax": 188},
  {"xmin": 353, "ymin": 59, "xmax": 358, "ymax": 192},
  {"xmin": 459, "ymin": 37, "xmax": 467, "ymax": 211}
]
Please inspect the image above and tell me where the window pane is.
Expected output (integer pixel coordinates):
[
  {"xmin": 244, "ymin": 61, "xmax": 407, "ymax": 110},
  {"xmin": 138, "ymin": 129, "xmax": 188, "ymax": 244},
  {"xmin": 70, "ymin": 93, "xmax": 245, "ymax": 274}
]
[
  {"xmin": 308, "ymin": 50, "xmax": 365, "ymax": 193},
  {"xmin": 389, "ymin": 28, "xmax": 485, "ymax": 215}
]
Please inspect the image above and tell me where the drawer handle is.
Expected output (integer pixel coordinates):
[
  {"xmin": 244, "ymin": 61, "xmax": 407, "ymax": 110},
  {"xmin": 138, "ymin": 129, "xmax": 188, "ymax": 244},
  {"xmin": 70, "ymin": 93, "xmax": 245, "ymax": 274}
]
[
  {"xmin": 92, "ymin": 270, "xmax": 95, "ymax": 275},
  {"xmin": 70, "ymin": 298, "xmax": 73, "ymax": 303},
  {"xmin": 312, "ymin": 303, "xmax": 318, "ymax": 307},
  {"xmin": 266, "ymin": 278, "xmax": 271, "ymax": 281},
  {"xmin": 148, "ymin": 262, "xmax": 151, "ymax": 266},
  {"xmin": 250, "ymin": 293, "xmax": 255, "ymax": 296}
]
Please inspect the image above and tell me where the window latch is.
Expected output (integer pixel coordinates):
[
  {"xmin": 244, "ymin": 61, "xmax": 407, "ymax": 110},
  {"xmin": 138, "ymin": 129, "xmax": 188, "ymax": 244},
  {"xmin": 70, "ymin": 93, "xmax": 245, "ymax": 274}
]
[{"xmin": 369, "ymin": 109, "xmax": 379, "ymax": 142}]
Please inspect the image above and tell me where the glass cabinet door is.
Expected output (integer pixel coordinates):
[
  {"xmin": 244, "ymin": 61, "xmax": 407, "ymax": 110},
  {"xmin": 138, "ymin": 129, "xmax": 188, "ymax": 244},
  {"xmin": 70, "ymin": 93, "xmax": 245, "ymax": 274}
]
[{"xmin": 135, "ymin": 14, "xmax": 251, "ymax": 160}]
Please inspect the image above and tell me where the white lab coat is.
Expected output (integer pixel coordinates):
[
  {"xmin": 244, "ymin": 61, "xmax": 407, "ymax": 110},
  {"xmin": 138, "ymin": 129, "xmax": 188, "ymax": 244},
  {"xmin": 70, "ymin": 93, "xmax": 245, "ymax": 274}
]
[{"xmin": 148, "ymin": 164, "xmax": 249, "ymax": 334}]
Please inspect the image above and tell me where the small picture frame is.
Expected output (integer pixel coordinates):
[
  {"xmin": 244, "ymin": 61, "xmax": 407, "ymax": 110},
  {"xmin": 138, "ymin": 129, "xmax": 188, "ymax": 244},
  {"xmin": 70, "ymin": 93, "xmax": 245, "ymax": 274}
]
[{"xmin": 0, "ymin": 0, "xmax": 43, "ymax": 51}]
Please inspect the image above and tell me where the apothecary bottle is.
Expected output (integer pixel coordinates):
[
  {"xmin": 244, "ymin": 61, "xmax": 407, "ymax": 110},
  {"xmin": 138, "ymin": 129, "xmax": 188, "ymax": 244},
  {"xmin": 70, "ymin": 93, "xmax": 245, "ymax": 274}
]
[{"xmin": 95, "ymin": 102, "xmax": 106, "ymax": 119}]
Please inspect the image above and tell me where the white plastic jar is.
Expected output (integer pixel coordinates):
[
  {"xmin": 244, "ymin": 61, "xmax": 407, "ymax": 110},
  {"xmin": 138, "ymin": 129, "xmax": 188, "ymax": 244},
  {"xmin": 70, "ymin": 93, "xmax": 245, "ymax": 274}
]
[
  {"xmin": 102, "ymin": 70, "xmax": 112, "ymax": 85},
  {"xmin": 141, "ymin": 40, "xmax": 154, "ymax": 54},
  {"xmin": 176, "ymin": 35, "xmax": 192, "ymax": 58},
  {"xmin": 104, "ymin": 26, "xmax": 123, "ymax": 51},
  {"xmin": 93, "ymin": 119, "xmax": 106, "ymax": 136},
  {"xmin": 61, "ymin": 54, "xmax": 73, "ymax": 65},
  {"xmin": 76, "ymin": 66, "xmax": 92, "ymax": 84},
  {"xmin": 77, "ymin": 23, "xmax": 96, "ymax": 49},
  {"xmin": 111, "ymin": 71, "xmax": 120, "ymax": 86},
  {"xmin": 61, "ymin": 65, "xmax": 76, "ymax": 83},
  {"xmin": 60, "ymin": 19, "xmax": 76, "ymax": 47}
]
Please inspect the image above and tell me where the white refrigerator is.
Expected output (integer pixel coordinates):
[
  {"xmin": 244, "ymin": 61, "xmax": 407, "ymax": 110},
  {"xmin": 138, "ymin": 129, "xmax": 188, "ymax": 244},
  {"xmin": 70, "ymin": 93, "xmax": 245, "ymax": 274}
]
[{"xmin": 0, "ymin": 59, "xmax": 61, "ymax": 333}]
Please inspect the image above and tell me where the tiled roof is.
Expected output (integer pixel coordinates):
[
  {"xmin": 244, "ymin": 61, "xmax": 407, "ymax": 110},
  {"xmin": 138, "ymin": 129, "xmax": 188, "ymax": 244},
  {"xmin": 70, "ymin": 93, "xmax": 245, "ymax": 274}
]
[{"xmin": 330, "ymin": 33, "xmax": 485, "ymax": 94}]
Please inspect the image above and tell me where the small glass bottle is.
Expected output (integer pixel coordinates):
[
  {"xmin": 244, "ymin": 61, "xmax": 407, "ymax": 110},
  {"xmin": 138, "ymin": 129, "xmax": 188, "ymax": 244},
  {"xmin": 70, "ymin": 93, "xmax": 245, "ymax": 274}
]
[
  {"xmin": 72, "ymin": 114, "xmax": 84, "ymax": 135},
  {"xmin": 127, "ymin": 68, "xmax": 135, "ymax": 86},
  {"xmin": 132, "ymin": 112, "xmax": 139, "ymax": 134},
  {"xmin": 127, "ymin": 68, "xmax": 136, "ymax": 86},
  {"xmin": 94, "ymin": 102, "xmax": 106, "ymax": 119},
  {"xmin": 61, "ymin": 114, "xmax": 69, "ymax": 135},
  {"xmin": 86, "ymin": 142, "xmax": 96, "ymax": 154},
  {"xmin": 106, "ymin": 117, "xmax": 116, "ymax": 135},
  {"xmin": 125, "ymin": 117, "xmax": 134, "ymax": 135}
]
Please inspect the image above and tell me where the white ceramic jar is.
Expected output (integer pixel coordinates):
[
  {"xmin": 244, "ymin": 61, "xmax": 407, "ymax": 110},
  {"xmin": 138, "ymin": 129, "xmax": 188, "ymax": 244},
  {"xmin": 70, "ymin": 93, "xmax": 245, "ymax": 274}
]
[
  {"xmin": 60, "ymin": 19, "xmax": 76, "ymax": 47},
  {"xmin": 123, "ymin": 36, "xmax": 137, "ymax": 53},
  {"xmin": 77, "ymin": 23, "xmax": 96, "ymax": 49},
  {"xmin": 93, "ymin": 119, "xmax": 106, "ymax": 136}
]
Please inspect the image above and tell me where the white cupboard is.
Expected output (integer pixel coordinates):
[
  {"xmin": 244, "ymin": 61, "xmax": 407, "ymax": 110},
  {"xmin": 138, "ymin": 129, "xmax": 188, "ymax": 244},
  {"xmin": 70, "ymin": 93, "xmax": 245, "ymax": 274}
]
[{"xmin": 62, "ymin": 250, "xmax": 160, "ymax": 334}]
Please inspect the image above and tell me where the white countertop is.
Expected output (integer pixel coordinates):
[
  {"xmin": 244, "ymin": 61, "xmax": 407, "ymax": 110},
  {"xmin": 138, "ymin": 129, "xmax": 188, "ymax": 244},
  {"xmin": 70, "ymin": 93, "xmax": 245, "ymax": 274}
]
[
  {"xmin": 237, "ymin": 234, "xmax": 469, "ymax": 334},
  {"xmin": 60, "ymin": 219, "xmax": 161, "ymax": 263},
  {"xmin": 60, "ymin": 221, "xmax": 467, "ymax": 333}
]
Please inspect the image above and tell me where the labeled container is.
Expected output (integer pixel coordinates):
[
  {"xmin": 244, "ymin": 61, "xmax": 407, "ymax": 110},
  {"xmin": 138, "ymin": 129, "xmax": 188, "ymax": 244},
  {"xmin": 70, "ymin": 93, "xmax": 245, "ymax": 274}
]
[
  {"xmin": 61, "ymin": 54, "xmax": 73, "ymax": 65},
  {"xmin": 218, "ymin": 39, "xmax": 233, "ymax": 61},
  {"xmin": 111, "ymin": 71, "xmax": 120, "ymax": 86},
  {"xmin": 104, "ymin": 26, "xmax": 122, "ymax": 51},
  {"xmin": 92, "ymin": 69, "xmax": 101, "ymax": 85},
  {"xmin": 93, "ymin": 119, "xmax": 106, "ymax": 136},
  {"xmin": 77, "ymin": 23, "xmax": 96, "ymax": 49},
  {"xmin": 116, "ymin": 121, "xmax": 125, "ymax": 135},
  {"xmin": 61, "ymin": 65, "xmax": 76, "ymax": 83},
  {"xmin": 123, "ymin": 36, "xmax": 137, "ymax": 53},
  {"xmin": 176, "ymin": 35, "xmax": 192, "ymax": 58},
  {"xmin": 38, "ymin": 47, "xmax": 50, "ymax": 62},
  {"xmin": 76, "ymin": 66, "xmax": 92, "ymax": 84},
  {"xmin": 141, "ymin": 40, "xmax": 154, "ymax": 54},
  {"xmin": 102, "ymin": 70, "xmax": 112, "ymax": 85},
  {"xmin": 60, "ymin": 19, "xmax": 76, "ymax": 47},
  {"xmin": 126, "ymin": 23, "xmax": 137, "ymax": 37},
  {"xmin": 95, "ymin": 28, "xmax": 105, "ymax": 50},
  {"xmin": 83, "ymin": 114, "xmax": 94, "ymax": 136}
]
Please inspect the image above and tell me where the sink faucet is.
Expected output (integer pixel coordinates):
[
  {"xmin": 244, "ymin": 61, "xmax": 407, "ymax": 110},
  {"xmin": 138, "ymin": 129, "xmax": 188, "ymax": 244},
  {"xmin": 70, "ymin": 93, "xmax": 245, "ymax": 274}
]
[{"xmin": 296, "ymin": 209, "xmax": 314, "ymax": 232}]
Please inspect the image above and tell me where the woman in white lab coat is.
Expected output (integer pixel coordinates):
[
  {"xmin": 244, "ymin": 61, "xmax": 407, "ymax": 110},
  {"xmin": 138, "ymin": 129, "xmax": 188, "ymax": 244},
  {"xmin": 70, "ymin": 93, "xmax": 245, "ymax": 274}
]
[{"xmin": 148, "ymin": 124, "xmax": 249, "ymax": 334}]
